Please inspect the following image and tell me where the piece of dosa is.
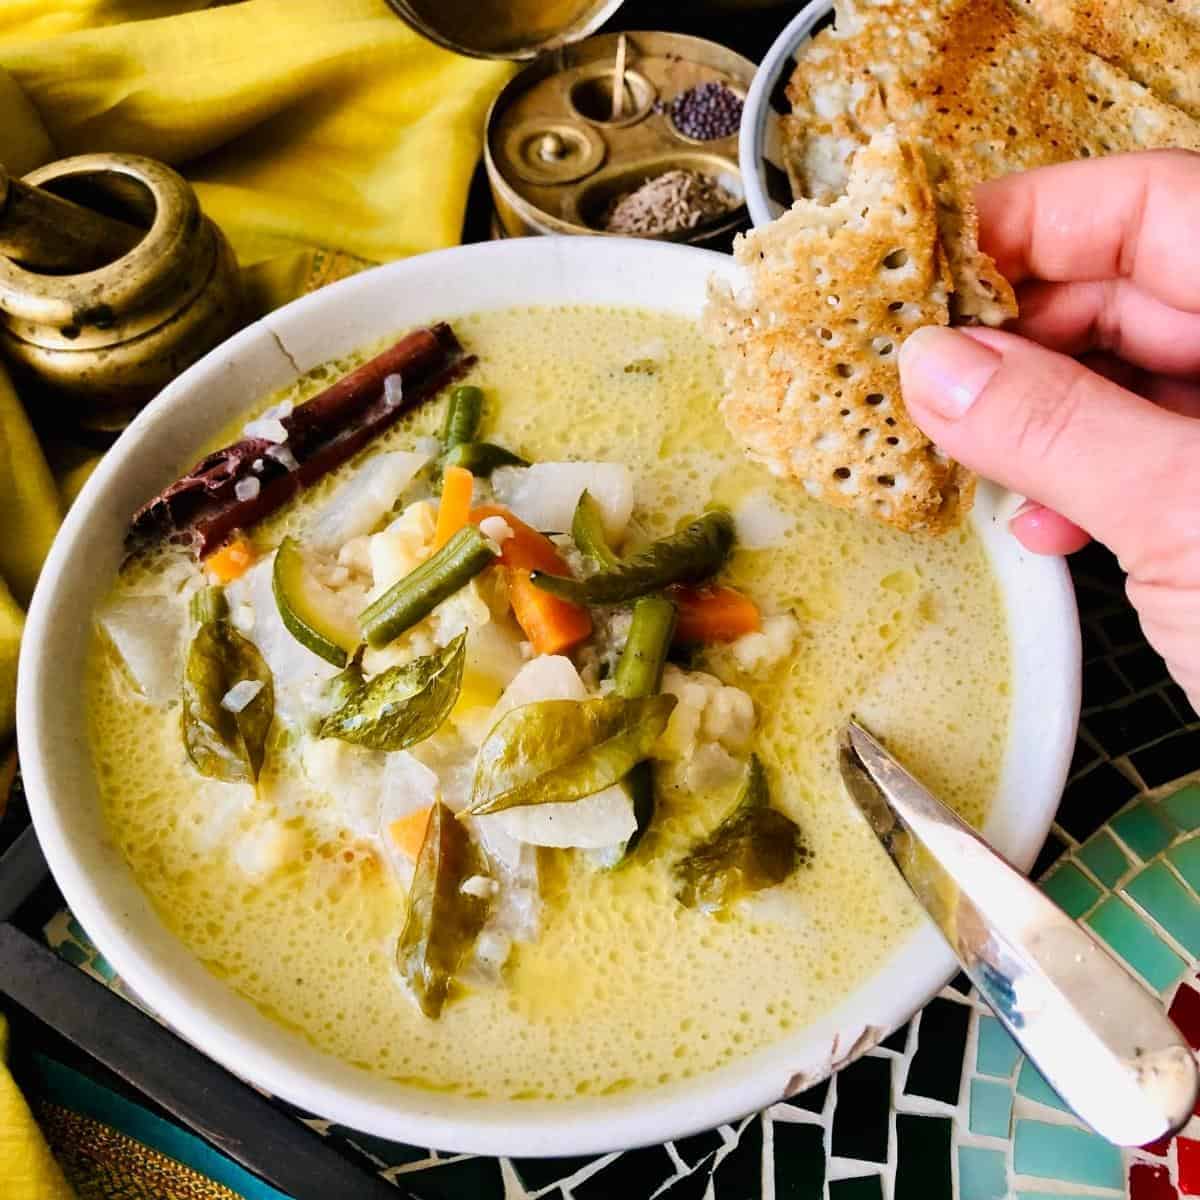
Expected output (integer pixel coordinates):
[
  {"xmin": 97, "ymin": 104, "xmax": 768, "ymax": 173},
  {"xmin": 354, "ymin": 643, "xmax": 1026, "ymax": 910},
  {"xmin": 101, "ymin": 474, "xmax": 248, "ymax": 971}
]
[
  {"xmin": 786, "ymin": 0, "xmax": 1200, "ymax": 321},
  {"xmin": 1013, "ymin": 0, "xmax": 1200, "ymax": 120},
  {"xmin": 706, "ymin": 129, "xmax": 973, "ymax": 534}
]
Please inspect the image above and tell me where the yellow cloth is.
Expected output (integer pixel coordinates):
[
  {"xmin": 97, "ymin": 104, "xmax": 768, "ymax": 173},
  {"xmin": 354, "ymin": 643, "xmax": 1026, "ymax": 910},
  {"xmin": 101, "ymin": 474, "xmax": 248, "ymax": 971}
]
[
  {"xmin": 0, "ymin": 1016, "xmax": 75, "ymax": 1200},
  {"xmin": 0, "ymin": 1, "xmax": 512, "ymax": 1188}
]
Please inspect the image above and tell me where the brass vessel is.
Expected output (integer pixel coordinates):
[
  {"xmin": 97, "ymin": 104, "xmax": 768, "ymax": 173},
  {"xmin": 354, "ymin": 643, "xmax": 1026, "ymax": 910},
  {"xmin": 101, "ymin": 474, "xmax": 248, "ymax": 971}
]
[
  {"xmin": 486, "ymin": 32, "xmax": 754, "ymax": 245},
  {"xmin": 385, "ymin": 0, "xmax": 624, "ymax": 59},
  {"xmin": 0, "ymin": 153, "xmax": 242, "ymax": 430}
]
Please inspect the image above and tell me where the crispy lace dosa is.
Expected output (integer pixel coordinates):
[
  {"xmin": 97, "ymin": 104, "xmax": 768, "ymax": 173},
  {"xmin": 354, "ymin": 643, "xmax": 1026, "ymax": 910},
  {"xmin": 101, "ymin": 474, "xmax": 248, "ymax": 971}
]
[{"xmin": 706, "ymin": 129, "xmax": 972, "ymax": 534}]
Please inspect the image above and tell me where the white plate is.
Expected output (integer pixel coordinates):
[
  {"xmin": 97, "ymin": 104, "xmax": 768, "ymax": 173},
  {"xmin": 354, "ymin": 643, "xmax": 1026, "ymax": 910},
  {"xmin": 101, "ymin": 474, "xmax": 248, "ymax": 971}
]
[{"xmin": 17, "ymin": 235, "xmax": 1079, "ymax": 1156}]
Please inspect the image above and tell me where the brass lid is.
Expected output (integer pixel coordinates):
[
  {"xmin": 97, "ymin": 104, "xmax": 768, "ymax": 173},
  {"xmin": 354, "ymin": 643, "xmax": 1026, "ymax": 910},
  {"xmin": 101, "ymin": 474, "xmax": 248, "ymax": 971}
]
[{"xmin": 385, "ymin": 0, "xmax": 626, "ymax": 60}]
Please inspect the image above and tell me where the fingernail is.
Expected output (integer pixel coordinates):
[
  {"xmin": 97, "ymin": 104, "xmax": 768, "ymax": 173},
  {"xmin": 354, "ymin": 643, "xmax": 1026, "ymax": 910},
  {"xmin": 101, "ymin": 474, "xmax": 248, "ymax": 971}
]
[{"xmin": 899, "ymin": 327, "xmax": 1002, "ymax": 420}]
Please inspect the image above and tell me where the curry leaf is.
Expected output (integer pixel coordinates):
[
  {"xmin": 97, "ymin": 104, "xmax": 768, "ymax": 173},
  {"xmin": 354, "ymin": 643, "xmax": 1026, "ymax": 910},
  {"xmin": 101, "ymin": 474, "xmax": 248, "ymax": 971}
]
[
  {"xmin": 674, "ymin": 755, "xmax": 806, "ymax": 911},
  {"xmin": 182, "ymin": 617, "xmax": 275, "ymax": 784},
  {"xmin": 467, "ymin": 693, "xmax": 676, "ymax": 817},
  {"xmin": 318, "ymin": 633, "xmax": 466, "ymax": 751},
  {"xmin": 397, "ymin": 801, "xmax": 492, "ymax": 1019}
]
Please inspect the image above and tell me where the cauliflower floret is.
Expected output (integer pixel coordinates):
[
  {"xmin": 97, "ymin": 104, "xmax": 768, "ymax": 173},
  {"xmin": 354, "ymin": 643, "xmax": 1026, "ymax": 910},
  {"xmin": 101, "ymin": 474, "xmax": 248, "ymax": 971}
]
[
  {"xmin": 730, "ymin": 613, "xmax": 800, "ymax": 675},
  {"xmin": 702, "ymin": 683, "xmax": 756, "ymax": 751},
  {"xmin": 337, "ymin": 535, "xmax": 373, "ymax": 574},
  {"xmin": 368, "ymin": 500, "xmax": 437, "ymax": 597},
  {"xmin": 686, "ymin": 742, "xmax": 743, "ymax": 793},
  {"xmin": 658, "ymin": 665, "xmax": 757, "ymax": 764}
]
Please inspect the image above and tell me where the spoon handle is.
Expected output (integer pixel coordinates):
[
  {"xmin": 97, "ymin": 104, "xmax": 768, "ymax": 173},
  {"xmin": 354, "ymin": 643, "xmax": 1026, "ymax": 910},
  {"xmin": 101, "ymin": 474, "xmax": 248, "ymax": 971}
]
[{"xmin": 840, "ymin": 720, "xmax": 1198, "ymax": 1147}]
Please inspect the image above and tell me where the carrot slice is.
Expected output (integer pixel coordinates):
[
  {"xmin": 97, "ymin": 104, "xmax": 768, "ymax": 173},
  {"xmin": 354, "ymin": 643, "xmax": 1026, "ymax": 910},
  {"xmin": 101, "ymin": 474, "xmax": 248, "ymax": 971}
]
[
  {"xmin": 204, "ymin": 534, "xmax": 256, "ymax": 583},
  {"xmin": 469, "ymin": 504, "xmax": 561, "ymax": 572},
  {"xmin": 508, "ymin": 568, "xmax": 592, "ymax": 655},
  {"xmin": 469, "ymin": 505, "xmax": 592, "ymax": 653},
  {"xmin": 389, "ymin": 806, "xmax": 433, "ymax": 862},
  {"xmin": 670, "ymin": 584, "xmax": 761, "ymax": 644},
  {"xmin": 433, "ymin": 466, "xmax": 474, "ymax": 550}
]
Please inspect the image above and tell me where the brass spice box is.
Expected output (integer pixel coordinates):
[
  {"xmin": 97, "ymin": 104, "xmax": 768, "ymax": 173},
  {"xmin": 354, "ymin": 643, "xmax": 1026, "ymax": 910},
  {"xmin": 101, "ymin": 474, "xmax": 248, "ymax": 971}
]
[{"xmin": 485, "ymin": 31, "xmax": 755, "ymax": 245}]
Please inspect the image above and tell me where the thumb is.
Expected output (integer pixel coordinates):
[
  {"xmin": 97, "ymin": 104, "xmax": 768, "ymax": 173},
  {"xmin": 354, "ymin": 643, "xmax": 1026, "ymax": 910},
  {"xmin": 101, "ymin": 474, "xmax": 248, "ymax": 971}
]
[{"xmin": 898, "ymin": 326, "xmax": 1200, "ymax": 576}]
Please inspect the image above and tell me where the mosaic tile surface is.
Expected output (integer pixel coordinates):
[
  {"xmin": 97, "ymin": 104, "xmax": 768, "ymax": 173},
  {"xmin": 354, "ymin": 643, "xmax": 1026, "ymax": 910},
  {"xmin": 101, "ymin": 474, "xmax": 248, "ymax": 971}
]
[{"xmin": 33, "ymin": 544, "xmax": 1200, "ymax": 1198}]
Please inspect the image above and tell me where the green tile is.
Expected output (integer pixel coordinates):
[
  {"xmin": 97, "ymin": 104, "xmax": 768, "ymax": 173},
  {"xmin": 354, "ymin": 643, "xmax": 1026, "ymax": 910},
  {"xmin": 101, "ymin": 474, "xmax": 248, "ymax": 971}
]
[
  {"xmin": 1111, "ymin": 801, "xmax": 1175, "ymax": 860},
  {"xmin": 969, "ymin": 1078, "xmax": 1012, "ymax": 1138},
  {"xmin": 1015, "ymin": 1060, "xmax": 1070, "ymax": 1113},
  {"xmin": 1013, "ymin": 1120, "xmax": 1123, "ymax": 1188},
  {"xmin": 1040, "ymin": 862, "xmax": 1101, "ymax": 918},
  {"xmin": 958, "ymin": 1147, "xmax": 1008, "ymax": 1200},
  {"xmin": 1162, "ymin": 783, "xmax": 1200, "ymax": 832},
  {"xmin": 1086, "ymin": 896, "xmax": 1185, "ymax": 991},
  {"xmin": 1126, "ymin": 860, "xmax": 1200, "ymax": 955},
  {"xmin": 1169, "ymin": 837, "xmax": 1200, "ymax": 892},
  {"xmin": 1077, "ymin": 831, "xmax": 1129, "ymax": 888},
  {"xmin": 975, "ymin": 1016, "xmax": 1020, "ymax": 1078}
]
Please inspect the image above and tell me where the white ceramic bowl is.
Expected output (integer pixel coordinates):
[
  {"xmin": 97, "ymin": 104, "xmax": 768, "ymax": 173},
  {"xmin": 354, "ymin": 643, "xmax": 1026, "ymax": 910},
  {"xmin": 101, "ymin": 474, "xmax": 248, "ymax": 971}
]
[
  {"xmin": 740, "ymin": 0, "xmax": 836, "ymax": 227},
  {"xmin": 17, "ymin": 236, "xmax": 1080, "ymax": 1157}
]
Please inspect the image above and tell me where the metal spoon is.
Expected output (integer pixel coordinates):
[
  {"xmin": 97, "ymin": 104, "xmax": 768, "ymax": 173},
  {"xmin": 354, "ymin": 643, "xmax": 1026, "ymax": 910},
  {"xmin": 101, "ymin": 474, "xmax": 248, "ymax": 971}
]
[{"xmin": 839, "ymin": 719, "xmax": 1198, "ymax": 1147}]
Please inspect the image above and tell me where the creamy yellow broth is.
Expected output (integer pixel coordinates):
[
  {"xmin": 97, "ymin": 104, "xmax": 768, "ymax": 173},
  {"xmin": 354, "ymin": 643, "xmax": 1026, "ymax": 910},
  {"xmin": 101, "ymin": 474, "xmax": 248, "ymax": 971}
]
[{"xmin": 88, "ymin": 306, "xmax": 1009, "ymax": 1100}]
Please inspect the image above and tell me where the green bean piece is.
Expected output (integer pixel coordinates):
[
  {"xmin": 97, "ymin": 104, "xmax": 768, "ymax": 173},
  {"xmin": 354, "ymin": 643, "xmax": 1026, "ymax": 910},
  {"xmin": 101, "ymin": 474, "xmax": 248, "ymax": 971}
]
[
  {"xmin": 359, "ymin": 525, "xmax": 496, "ymax": 649},
  {"xmin": 532, "ymin": 509, "xmax": 735, "ymax": 606},
  {"xmin": 190, "ymin": 585, "xmax": 229, "ymax": 625},
  {"xmin": 441, "ymin": 385, "xmax": 484, "ymax": 452},
  {"xmin": 571, "ymin": 489, "xmax": 621, "ymax": 570},
  {"xmin": 614, "ymin": 595, "xmax": 676, "ymax": 700},
  {"xmin": 609, "ymin": 595, "xmax": 676, "ymax": 864},
  {"xmin": 443, "ymin": 441, "xmax": 528, "ymax": 475}
]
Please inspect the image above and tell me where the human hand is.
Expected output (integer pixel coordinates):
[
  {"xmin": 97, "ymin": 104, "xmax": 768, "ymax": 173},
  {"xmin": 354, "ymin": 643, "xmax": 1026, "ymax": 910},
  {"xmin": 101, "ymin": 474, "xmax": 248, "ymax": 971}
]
[{"xmin": 898, "ymin": 151, "xmax": 1200, "ymax": 709}]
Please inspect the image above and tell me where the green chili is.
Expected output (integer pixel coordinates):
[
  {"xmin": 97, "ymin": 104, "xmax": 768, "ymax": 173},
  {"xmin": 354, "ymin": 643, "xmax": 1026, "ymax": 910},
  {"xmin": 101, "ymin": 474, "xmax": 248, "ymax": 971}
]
[{"xmin": 533, "ymin": 509, "xmax": 735, "ymax": 606}]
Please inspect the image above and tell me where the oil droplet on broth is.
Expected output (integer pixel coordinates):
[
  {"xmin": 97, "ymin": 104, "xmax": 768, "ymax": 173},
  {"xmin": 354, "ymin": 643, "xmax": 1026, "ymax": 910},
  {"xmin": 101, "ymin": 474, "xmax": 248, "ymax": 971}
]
[{"xmin": 88, "ymin": 306, "xmax": 1009, "ymax": 1100}]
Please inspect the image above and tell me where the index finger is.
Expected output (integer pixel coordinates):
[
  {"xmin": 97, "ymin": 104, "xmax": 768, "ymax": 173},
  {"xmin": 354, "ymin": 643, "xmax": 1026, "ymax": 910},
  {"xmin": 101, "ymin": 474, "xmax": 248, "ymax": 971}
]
[{"xmin": 975, "ymin": 150, "xmax": 1200, "ymax": 315}]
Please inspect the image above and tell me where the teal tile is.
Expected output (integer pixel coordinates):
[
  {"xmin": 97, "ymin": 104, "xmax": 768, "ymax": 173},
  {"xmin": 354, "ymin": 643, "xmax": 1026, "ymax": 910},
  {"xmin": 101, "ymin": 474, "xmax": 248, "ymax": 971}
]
[
  {"xmin": 1086, "ymin": 896, "xmax": 1184, "ymax": 991},
  {"xmin": 1162, "ymin": 783, "xmax": 1200, "ymax": 832},
  {"xmin": 1077, "ymin": 831, "xmax": 1129, "ymax": 888},
  {"xmin": 1040, "ymin": 862, "xmax": 1101, "ymax": 918},
  {"xmin": 55, "ymin": 941, "xmax": 87, "ymax": 967},
  {"xmin": 1015, "ymin": 1060, "xmax": 1070, "ymax": 1113},
  {"xmin": 1013, "ymin": 1120, "xmax": 1123, "ymax": 1188},
  {"xmin": 1126, "ymin": 860, "xmax": 1200, "ymax": 955},
  {"xmin": 1169, "ymin": 837, "xmax": 1200, "ymax": 893},
  {"xmin": 958, "ymin": 1146, "xmax": 1007, "ymax": 1200},
  {"xmin": 1111, "ymin": 801, "xmax": 1175, "ymax": 860},
  {"xmin": 969, "ymin": 1078, "xmax": 1012, "ymax": 1138},
  {"xmin": 976, "ymin": 1016, "xmax": 1020, "ymax": 1078},
  {"xmin": 1017, "ymin": 1195, "xmax": 1093, "ymax": 1200}
]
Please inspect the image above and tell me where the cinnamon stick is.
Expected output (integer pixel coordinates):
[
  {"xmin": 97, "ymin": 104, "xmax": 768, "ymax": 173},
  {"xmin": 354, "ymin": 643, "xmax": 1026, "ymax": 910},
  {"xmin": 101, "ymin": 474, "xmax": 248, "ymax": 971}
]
[{"xmin": 129, "ymin": 324, "xmax": 473, "ymax": 557}]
